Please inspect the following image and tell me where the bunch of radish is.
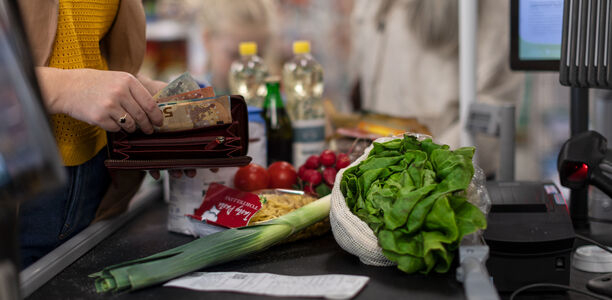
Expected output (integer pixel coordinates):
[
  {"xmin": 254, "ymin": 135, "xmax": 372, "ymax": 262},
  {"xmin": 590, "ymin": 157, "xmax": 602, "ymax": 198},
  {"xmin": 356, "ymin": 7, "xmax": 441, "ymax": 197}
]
[{"xmin": 297, "ymin": 150, "xmax": 352, "ymax": 197}]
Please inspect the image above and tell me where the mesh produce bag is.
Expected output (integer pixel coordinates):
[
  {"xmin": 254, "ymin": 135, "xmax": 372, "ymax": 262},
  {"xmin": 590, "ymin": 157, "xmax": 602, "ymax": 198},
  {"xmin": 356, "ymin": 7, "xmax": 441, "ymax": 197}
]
[{"xmin": 330, "ymin": 134, "xmax": 490, "ymax": 267}]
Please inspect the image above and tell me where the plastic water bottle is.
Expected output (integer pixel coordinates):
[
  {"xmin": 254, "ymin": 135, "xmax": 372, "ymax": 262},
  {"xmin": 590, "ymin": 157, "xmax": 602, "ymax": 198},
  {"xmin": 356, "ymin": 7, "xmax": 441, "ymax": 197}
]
[
  {"xmin": 228, "ymin": 42, "xmax": 269, "ymax": 108},
  {"xmin": 282, "ymin": 40, "xmax": 325, "ymax": 166}
]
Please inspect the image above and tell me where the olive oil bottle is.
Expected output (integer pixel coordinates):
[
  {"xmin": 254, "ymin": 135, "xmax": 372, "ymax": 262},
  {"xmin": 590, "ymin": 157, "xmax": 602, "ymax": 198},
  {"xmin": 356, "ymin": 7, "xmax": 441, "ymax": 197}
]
[
  {"xmin": 228, "ymin": 42, "xmax": 268, "ymax": 108},
  {"xmin": 282, "ymin": 40, "xmax": 325, "ymax": 166}
]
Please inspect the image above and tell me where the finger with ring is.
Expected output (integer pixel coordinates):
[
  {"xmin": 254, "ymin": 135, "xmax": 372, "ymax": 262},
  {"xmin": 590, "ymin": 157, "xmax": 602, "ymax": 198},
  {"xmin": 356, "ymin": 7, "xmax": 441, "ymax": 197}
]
[{"xmin": 119, "ymin": 113, "xmax": 128, "ymax": 124}]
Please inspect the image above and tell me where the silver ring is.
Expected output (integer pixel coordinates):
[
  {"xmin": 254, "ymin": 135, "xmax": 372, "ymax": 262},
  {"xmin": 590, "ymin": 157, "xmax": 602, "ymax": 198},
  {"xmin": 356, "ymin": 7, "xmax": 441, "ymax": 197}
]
[{"xmin": 119, "ymin": 114, "xmax": 127, "ymax": 124}]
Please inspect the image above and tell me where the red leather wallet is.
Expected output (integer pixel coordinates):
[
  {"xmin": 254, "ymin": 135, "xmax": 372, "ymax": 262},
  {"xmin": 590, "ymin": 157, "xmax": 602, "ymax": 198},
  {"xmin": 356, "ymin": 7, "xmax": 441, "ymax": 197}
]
[{"xmin": 104, "ymin": 95, "xmax": 251, "ymax": 170}]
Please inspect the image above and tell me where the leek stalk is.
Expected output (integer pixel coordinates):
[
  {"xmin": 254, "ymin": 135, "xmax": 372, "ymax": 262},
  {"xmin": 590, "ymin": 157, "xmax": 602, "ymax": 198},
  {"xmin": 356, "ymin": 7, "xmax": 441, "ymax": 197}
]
[{"xmin": 90, "ymin": 195, "xmax": 331, "ymax": 293}]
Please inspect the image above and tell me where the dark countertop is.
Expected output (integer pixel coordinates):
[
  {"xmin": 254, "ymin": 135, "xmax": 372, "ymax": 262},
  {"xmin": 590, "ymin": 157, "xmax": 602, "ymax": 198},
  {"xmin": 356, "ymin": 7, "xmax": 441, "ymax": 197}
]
[{"xmin": 26, "ymin": 197, "xmax": 610, "ymax": 300}]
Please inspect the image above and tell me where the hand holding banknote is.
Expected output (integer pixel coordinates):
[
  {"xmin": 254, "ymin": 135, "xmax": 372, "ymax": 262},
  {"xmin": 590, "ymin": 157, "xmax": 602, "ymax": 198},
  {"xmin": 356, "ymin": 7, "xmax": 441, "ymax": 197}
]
[
  {"xmin": 137, "ymin": 73, "xmax": 167, "ymax": 98},
  {"xmin": 146, "ymin": 72, "xmax": 205, "ymax": 179},
  {"xmin": 150, "ymin": 73, "xmax": 232, "ymax": 133},
  {"xmin": 36, "ymin": 68, "xmax": 163, "ymax": 134}
]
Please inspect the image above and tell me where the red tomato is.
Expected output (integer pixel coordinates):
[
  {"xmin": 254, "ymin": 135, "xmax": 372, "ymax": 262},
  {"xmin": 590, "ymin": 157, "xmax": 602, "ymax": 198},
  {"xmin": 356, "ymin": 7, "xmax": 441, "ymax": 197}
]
[
  {"xmin": 267, "ymin": 161, "xmax": 297, "ymax": 189},
  {"xmin": 234, "ymin": 164, "xmax": 269, "ymax": 192}
]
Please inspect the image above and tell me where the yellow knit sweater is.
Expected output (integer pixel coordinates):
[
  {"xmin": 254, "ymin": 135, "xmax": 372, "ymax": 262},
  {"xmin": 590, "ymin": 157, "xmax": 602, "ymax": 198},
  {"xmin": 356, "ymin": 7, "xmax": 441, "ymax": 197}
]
[{"xmin": 49, "ymin": 0, "xmax": 119, "ymax": 166}]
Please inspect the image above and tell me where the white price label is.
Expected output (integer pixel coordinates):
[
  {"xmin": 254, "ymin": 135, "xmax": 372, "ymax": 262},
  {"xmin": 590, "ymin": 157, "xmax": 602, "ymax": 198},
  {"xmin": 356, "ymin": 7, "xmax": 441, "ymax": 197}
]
[{"xmin": 164, "ymin": 272, "xmax": 369, "ymax": 300}]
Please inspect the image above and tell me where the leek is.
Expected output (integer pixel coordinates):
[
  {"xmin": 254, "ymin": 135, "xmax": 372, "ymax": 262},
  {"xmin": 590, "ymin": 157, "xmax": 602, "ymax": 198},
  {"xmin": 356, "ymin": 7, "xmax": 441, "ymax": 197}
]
[{"xmin": 90, "ymin": 195, "xmax": 331, "ymax": 293}]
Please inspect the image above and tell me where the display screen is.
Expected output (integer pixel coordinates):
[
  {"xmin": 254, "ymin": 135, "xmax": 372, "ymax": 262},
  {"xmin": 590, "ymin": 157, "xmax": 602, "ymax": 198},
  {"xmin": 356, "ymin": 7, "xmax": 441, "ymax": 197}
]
[
  {"xmin": 519, "ymin": 0, "xmax": 564, "ymax": 60},
  {"xmin": 511, "ymin": 0, "xmax": 564, "ymax": 70}
]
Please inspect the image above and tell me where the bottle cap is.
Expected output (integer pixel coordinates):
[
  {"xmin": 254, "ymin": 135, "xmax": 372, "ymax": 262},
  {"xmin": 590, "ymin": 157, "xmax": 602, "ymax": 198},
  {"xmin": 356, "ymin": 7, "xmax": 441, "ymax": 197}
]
[
  {"xmin": 239, "ymin": 42, "xmax": 257, "ymax": 56},
  {"xmin": 293, "ymin": 40, "xmax": 310, "ymax": 54}
]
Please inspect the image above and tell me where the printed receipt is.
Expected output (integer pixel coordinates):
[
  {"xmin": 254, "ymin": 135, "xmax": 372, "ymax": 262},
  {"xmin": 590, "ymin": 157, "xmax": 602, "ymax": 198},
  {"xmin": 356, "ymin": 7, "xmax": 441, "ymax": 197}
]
[{"xmin": 164, "ymin": 272, "xmax": 370, "ymax": 299}]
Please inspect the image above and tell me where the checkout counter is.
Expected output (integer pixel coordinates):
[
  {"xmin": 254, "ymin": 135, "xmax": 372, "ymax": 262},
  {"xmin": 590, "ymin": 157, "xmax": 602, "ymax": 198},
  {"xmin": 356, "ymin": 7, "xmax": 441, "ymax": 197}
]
[
  {"xmin": 5, "ymin": 0, "xmax": 612, "ymax": 298},
  {"xmin": 24, "ymin": 187, "xmax": 465, "ymax": 300},
  {"xmin": 15, "ymin": 181, "xmax": 610, "ymax": 300}
]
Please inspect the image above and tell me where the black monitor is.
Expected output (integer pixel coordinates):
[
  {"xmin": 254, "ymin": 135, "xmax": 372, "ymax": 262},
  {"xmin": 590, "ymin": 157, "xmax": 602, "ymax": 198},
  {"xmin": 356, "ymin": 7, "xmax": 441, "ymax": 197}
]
[{"xmin": 510, "ymin": 0, "xmax": 564, "ymax": 71}]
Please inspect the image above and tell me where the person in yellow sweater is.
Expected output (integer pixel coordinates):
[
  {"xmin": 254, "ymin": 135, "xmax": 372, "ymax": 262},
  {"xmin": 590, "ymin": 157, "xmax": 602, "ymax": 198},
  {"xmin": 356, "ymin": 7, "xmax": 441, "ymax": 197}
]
[{"xmin": 16, "ymin": 0, "xmax": 170, "ymax": 268}]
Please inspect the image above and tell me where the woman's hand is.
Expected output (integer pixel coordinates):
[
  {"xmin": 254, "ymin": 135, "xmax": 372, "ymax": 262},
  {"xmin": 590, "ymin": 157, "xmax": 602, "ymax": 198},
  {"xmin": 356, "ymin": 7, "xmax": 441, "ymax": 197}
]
[
  {"xmin": 36, "ymin": 67, "xmax": 163, "ymax": 134},
  {"xmin": 136, "ymin": 74, "xmax": 167, "ymax": 97}
]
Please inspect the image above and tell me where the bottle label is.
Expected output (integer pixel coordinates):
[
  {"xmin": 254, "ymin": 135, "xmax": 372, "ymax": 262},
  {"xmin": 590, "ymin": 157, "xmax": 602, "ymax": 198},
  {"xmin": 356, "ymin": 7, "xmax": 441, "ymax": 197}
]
[{"xmin": 292, "ymin": 119, "xmax": 325, "ymax": 166}]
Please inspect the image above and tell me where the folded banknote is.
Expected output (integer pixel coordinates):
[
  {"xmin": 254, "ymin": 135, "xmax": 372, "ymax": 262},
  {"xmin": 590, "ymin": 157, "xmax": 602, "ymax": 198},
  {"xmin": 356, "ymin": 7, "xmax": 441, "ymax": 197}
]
[
  {"xmin": 153, "ymin": 72, "xmax": 200, "ymax": 100},
  {"xmin": 155, "ymin": 95, "xmax": 232, "ymax": 133},
  {"xmin": 156, "ymin": 86, "xmax": 215, "ymax": 104}
]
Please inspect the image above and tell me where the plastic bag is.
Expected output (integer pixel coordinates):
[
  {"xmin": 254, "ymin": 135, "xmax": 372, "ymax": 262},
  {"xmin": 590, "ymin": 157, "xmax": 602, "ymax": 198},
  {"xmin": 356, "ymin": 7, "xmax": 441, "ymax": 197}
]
[{"xmin": 329, "ymin": 134, "xmax": 490, "ymax": 267}]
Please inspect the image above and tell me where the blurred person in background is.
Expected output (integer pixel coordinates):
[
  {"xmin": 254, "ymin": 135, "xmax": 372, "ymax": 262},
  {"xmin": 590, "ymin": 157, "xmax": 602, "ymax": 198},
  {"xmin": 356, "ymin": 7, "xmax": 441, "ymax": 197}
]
[
  {"xmin": 349, "ymin": 0, "xmax": 523, "ymax": 176},
  {"xmin": 194, "ymin": 0, "xmax": 280, "ymax": 94}
]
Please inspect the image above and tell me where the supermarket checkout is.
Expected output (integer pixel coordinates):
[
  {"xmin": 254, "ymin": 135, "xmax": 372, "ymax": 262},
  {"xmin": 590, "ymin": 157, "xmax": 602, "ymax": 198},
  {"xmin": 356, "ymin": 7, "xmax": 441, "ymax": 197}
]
[
  {"xmin": 97, "ymin": 0, "xmax": 493, "ymax": 295},
  {"xmin": 6, "ymin": 0, "xmax": 612, "ymax": 299}
]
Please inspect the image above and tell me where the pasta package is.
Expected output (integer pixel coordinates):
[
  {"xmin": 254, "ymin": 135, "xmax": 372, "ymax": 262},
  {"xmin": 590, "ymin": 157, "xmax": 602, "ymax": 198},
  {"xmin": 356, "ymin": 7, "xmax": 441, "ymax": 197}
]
[
  {"xmin": 251, "ymin": 189, "xmax": 330, "ymax": 242},
  {"xmin": 155, "ymin": 95, "xmax": 232, "ymax": 133},
  {"xmin": 188, "ymin": 186, "xmax": 329, "ymax": 242}
]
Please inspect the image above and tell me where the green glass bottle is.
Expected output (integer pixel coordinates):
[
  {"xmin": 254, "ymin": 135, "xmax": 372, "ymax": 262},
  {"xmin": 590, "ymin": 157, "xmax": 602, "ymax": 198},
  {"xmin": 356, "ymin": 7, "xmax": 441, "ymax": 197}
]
[{"xmin": 262, "ymin": 77, "xmax": 293, "ymax": 164}]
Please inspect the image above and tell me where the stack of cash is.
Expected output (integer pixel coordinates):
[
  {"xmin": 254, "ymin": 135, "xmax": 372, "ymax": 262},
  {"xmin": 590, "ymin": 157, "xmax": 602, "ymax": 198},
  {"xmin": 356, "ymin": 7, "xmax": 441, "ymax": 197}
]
[
  {"xmin": 152, "ymin": 73, "xmax": 232, "ymax": 132},
  {"xmin": 156, "ymin": 96, "xmax": 232, "ymax": 132}
]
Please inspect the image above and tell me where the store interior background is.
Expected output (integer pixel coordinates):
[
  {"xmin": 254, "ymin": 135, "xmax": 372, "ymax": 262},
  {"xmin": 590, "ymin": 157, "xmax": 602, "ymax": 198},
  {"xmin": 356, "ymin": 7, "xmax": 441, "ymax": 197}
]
[{"xmin": 140, "ymin": 0, "xmax": 612, "ymax": 201}]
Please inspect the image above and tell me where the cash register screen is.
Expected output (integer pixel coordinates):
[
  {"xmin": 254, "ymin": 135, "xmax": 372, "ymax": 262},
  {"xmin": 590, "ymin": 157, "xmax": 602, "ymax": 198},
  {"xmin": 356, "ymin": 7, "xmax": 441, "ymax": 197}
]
[{"xmin": 510, "ymin": 0, "xmax": 564, "ymax": 71}]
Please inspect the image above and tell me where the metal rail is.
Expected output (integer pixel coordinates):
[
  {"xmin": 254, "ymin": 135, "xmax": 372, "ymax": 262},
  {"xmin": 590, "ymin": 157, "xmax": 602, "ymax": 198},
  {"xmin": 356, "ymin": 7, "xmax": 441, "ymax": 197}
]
[{"xmin": 19, "ymin": 182, "xmax": 161, "ymax": 298}]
